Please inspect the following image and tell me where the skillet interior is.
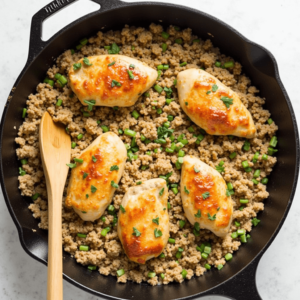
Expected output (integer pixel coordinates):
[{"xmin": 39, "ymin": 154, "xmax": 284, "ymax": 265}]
[{"xmin": 0, "ymin": 2, "xmax": 298, "ymax": 299}]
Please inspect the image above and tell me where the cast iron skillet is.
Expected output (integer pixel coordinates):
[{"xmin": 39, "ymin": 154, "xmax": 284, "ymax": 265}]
[{"xmin": 0, "ymin": 0, "xmax": 299, "ymax": 299}]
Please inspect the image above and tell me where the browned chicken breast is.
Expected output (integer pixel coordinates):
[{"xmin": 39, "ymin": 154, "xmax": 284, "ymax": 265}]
[
  {"xmin": 180, "ymin": 155, "xmax": 233, "ymax": 238},
  {"xmin": 69, "ymin": 55, "xmax": 157, "ymax": 107},
  {"xmin": 117, "ymin": 179, "xmax": 169, "ymax": 264},
  {"xmin": 177, "ymin": 69, "xmax": 256, "ymax": 138},
  {"xmin": 65, "ymin": 132, "xmax": 127, "ymax": 221}
]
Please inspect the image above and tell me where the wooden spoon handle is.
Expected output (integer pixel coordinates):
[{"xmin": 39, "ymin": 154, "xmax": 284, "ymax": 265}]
[{"xmin": 47, "ymin": 189, "xmax": 63, "ymax": 300}]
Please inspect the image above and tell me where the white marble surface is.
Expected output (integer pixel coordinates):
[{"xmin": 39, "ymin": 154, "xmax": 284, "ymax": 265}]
[{"xmin": 0, "ymin": 0, "xmax": 299, "ymax": 299}]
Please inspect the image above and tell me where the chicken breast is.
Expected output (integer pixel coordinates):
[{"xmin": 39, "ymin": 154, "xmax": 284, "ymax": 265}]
[
  {"xmin": 69, "ymin": 55, "xmax": 157, "ymax": 107},
  {"xmin": 65, "ymin": 132, "xmax": 127, "ymax": 221},
  {"xmin": 117, "ymin": 179, "xmax": 169, "ymax": 264},
  {"xmin": 177, "ymin": 69, "xmax": 256, "ymax": 138},
  {"xmin": 180, "ymin": 155, "xmax": 233, "ymax": 238}
]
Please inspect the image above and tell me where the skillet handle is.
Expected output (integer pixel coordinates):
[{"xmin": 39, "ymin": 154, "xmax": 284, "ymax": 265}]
[
  {"xmin": 201, "ymin": 254, "xmax": 263, "ymax": 300},
  {"xmin": 28, "ymin": 0, "xmax": 127, "ymax": 63}
]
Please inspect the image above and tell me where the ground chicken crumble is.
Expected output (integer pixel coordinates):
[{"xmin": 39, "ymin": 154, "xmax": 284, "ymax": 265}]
[{"xmin": 15, "ymin": 23, "xmax": 277, "ymax": 285}]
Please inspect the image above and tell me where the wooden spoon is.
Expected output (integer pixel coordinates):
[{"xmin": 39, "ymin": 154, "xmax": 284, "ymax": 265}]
[{"xmin": 39, "ymin": 111, "xmax": 71, "ymax": 300}]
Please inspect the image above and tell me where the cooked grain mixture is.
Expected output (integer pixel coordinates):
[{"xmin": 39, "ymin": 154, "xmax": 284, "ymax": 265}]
[{"xmin": 15, "ymin": 23, "xmax": 278, "ymax": 285}]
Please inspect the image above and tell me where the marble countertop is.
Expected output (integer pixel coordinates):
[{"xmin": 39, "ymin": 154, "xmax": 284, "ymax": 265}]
[{"xmin": 0, "ymin": 0, "xmax": 299, "ymax": 299}]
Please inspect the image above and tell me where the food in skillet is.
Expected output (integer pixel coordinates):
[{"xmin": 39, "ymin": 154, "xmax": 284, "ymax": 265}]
[
  {"xmin": 180, "ymin": 155, "xmax": 233, "ymax": 238},
  {"xmin": 16, "ymin": 24, "xmax": 278, "ymax": 285},
  {"xmin": 65, "ymin": 132, "xmax": 127, "ymax": 221},
  {"xmin": 117, "ymin": 179, "xmax": 169, "ymax": 264},
  {"xmin": 177, "ymin": 69, "xmax": 256, "ymax": 138},
  {"xmin": 69, "ymin": 55, "xmax": 158, "ymax": 107}
]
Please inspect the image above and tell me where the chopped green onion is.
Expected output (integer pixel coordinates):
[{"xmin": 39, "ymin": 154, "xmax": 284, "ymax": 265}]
[
  {"xmin": 215, "ymin": 61, "xmax": 221, "ymax": 67},
  {"xmin": 175, "ymin": 38, "xmax": 183, "ymax": 44},
  {"xmin": 88, "ymin": 265, "xmax": 97, "ymax": 271},
  {"xmin": 242, "ymin": 161, "xmax": 249, "ymax": 169},
  {"xmin": 79, "ymin": 245, "xmax": 89, "ymax": 251},
  {"xmin": 154, "ymin": 84, "xmax": 163, "ymax": 94},
  {"xmin": 227, "ymin": 182, "xmax": 234, "ymax": 190},
  {"xmin": 111, "ymin": 79, "xmax": 121, "ymax": 87},
  {"xmin": 168, "ymin": 238, "xmax": 175, "ymax": 244},
  {"xmin": 117, "ymin": 269, "xmax": 125, "ymax": 277},
  {"xmin": 205, "ymin": 264, "xmax": 211, "ymax": 270},
  {"xmin": 83, "ymin": 57, "xmax": 92, "ymax": 66},
  {"xmin": 172, "ymin": 187, "xmax": 178, "ymax": 195},
  {"xmin": 252, "ymin": 218, "xmax": 261, "ymax": 226},
  {"xmin": 180, "ymin": 62, "xmax": 187, "ymax": 67},
  {"xmin": 229, "ymin": 152, "xmax": 237, "ymax": 159},
  {"xmin": 20, "ymin": 159, "xmax": 28, "ymax": 165},
  {"xmin": 77, "ymin": 133, "xmax": 83, "ymax": 140},
  {"xmin": 217, "ymin": 264, "xmax": 224, "ymax": 270},
  {"xmin": 261, "ymin": 178, "xmax": 268, "ymax": 185},
  {"xmin": 240, "ymin": 199, "xmax": 249, "ymax": 204},
  {"xmin": 181, "ymin": 269, "xmax": 187, "ymax": 278},
  {"xmin": 240, "ymin": 235, "xmax": 247, "ymax": 243},
  {"xmin": 203, "ymin": 246, "xmax": 211, "ymax": 254},
  {"xmin": 187, "ymin": 126, "xmax": 194, "ymax": 133},
  {"xmin": 166, "ymin": 98, "xmax": 173, "ymax": 105},
  {"xmin": 91, "ymin": 185, "xmax": 97, "ymax": 193},
  {"xmin": 237, "ymin": 229, "xmax": 245, "ymax": 236},
  {"xmin": 124, "ymin": 129, "xmax": 136, "ymax": 137},
  {"xmin": 268, "ymin": 147, "xmax": 278, "ymax": 155},
  {"xmin": 262, "ymin": 154, "xmax": 268, "ymax": 160},
  {"xmin": 74, "ymin": 158, "xmax": 83, "ymax": 163},
  {"xmin": 148, "ymin": 272, "xmax": 156, "ymax": 278},
  {"xmin": 253, "ymin": 169, "xmax": 261, "ymax": 178},
  {"xmin": 179, "ymin": 220, "xmax": 185, "ymax": 229},
  {"xmin": 162, "ymin": 43, "xmax": 168, "ymax": 52},
  {"xmin": 178, "ymin": 150, "xmax": 185, "ymax": 157},
  {"xmin": 44, "ymin": 78, "xmax": 54, "ymax": 87},
  {"xmin": 268, "ymin": 118, "xmax": 273, "ymax": 125},
  {"xmin": 193, "ymin": 39, "xmax": 200, "ymax": 43},
  {"xmin": 231, "ymin": 232, "xmax": 238, "ymax": 239},
  {"xmin": 66, "ymin": 163, "xmax": 77, "ymax": 169},
  {"xmin": 22, "ymin": 108, "xmax": 27, "ymax": 118},
  {"xmin": 131, "ymin": 110, "xmax": 139, "ymax": 119},
  {"xmin": 201, "ymin": 253, "xmax": 208, "ymax": 259},
  {"xmin": 161, "ymin": 32, "xmax": 169, "ymax": 39},
  {"xmin": 243, "ymin": 140, "xmax": 251, "ymax": 151},
  {"xmin": 269, "ymin": 136, "xmax": 278, "ymax": 147},
  {"xmin": 101, "ymin": 228, "xmax": 110, "ymax": 237},
  {"xmin": 32, "ymin": 193, "xmax": 40, "ymax": 200},
  {"xmin": 163, "ymin": 121, "xmax": 170, "ymax": 128},
  {"xmin": 160, "ymin": 273, "xmax": 165, "ymax": 279},
  {"xmin": 73, "ymin": 63, "xmax": 82, "ymax": 71},
  {"xmin": 252, "ymin": 152, "xmax": 260, "ymax": 163},
  {"xmin": 224, "ymin": 61, "xmax": 234, "ymax": 68},
  {"xmin": 77, "ymin": 233, "xmax": 87, "ymax": 238},
  {"xmin": 127, "ymin": 69, "xmax": 135, "ymax": 80},
  {"xmin": 235, "ymin": 221, "xmax": 241, "ymax": 227}
]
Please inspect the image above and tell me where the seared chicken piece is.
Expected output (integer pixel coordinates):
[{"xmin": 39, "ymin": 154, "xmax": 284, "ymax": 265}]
[
  {"xmin": 65, "ymin": 132, "xmax": 127, "ymax": 221},
  {"xmin": 117, "ymin": 179, "xmax": 169, "ymax": 264},
  {"xmin": 69, "ymin": 55, "xmax": 157, "ymax": 107},
  {"xmin": 177, "ymin": 69, "xmax": 256, "ymax": 138},
  {"xmin": 180, "ymin": 155, "xmax": 233, "ymax": 238}
]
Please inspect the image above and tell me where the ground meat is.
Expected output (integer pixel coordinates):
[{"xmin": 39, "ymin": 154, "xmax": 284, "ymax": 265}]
[{"xmin": 16, "ymin": 23, "xmax": 277, "ymax": 286}]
